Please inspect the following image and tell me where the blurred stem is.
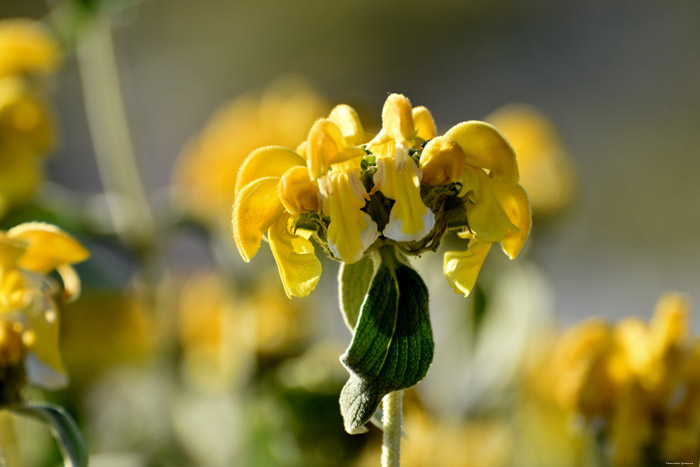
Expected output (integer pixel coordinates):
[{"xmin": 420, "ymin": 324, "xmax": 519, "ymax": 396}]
[
  {"xmin": 0, "ymin": 411, "xmax": 21, "ymax": 467},
  {"xmin": 76, "ymin": 14, "xmax": 155, "ymax": 250},
  {"xmin": 381, "ymin": 390, "xmax": 403, "ymax": 467}
]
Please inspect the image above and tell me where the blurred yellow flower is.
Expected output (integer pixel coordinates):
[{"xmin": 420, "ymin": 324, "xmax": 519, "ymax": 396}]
[
  {"xmin": 173, "ymin": 77, "xmax": 328, "ymax": 226},
  {"xmin": 486, "ymin": 104, "xmax": 576, "ymax": 217},
  {"xmin": 0, "ymin": 222, "xmax": 88, "ymax": 391},
  {"xmin": 0, "ymin": 19, "xmax": 59, "ymax": 78}
]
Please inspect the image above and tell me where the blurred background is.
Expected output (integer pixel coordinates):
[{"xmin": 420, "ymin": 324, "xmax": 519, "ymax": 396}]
[{"xmin": 2, "ymin": 0, "xmax": 700, "ymax": 465}]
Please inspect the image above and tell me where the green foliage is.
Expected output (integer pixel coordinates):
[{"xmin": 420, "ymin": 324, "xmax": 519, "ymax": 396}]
[
  {"xmin": 339, "ymin": 247, "xmax": 433, "ymax": 434},
  {"xmin": 338, "ymin": 254, "xmax": 376, "ymax": 332}
]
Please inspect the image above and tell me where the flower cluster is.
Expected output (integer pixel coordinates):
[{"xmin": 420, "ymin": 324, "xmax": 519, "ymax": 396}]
[
  {"xmin": 232, "ymin": 93, "xmax": 531, "ymax": 298},
  {"xmin": 529, "ymin": 293, "xmax": 700, "ymax": 465},
  {"xmin": 0, "ymin": 19, "xmax": 59, "ymax": 218},
  {"xmin": 0, "ymin": 222, "xmax": 88, "ymax": 403}
]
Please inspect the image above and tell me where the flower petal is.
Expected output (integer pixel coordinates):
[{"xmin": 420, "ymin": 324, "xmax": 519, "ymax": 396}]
[
  {"xmin": 374, "ymin": 158, "xmax": 434, "ymax": 241},
  {"xmin": 232, "ymin": 177, "xmax": 284, "ymax": 262},
  {"xmin": 0, "ymin": 233, "xmax": 26, "ymax": 269},
  {"xmin": 7, "ymin": 222, "xmax": 89, "ymax": 274},
  {"xmin": 443, "ymin": 240, "xmax": 492, "ymax": 297},
  {"xmin": 328, "ymin": 104, "xmax": 369, "ymax": 146},
  {"xmin": 380, "ymin": 93, "xmax": 414, "ymax": 143},
  {"xmin": 268, "ymin": 213, "xmax": 322, "ymax": 298},
  {"xmin": 445, "ymin": 121, "xmax": 519, "ymax": 183},
  {"xmin": 412, "ymin": 106, "xmax": 437, "ymax": 141},
  {"xmin": 324, "ymin": 171, "xmax": 378, "ymax": 263},
  {"xmin": 491, "ymin": 179, "xmax": 531, "ymax": 259},
  {"xmin": 459, "ymin": 167, "xmax": 515, "ymax": 243},
  {"xmin": 307, "ymin": 119, "xmax": 365, "ymax": 180},
  {"xmin": 419, "ymin": 136, "xmax": 465, "ymax": 186},
  {"xmin": 234, "ymin": 146, "xmax": 305, "ymax": 195},
  {"xmin": 277, "ymin": 166, "xmax": 321, "ymax": 214},
  {"xmin": 22, "ymin": 291, "xmax": 68, "ymax": 389}
]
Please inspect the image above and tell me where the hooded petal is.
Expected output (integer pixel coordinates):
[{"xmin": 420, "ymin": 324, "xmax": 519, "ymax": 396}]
[
  {"xmin": 459, "ymin": 167, "xmax": 515, "ymax": 243},
  {"xmin": 419, "ymin": 136, "xmax": 465, "ymax": 186},
  {"xmin": 328, "ymin": 104, "xmax": 370, "ymax": 146},
  {"xmin": 443, "ymin": 239, "xmax": 492, "ymax": 297},
  {"xmin": 232, "ymin": 177, "xmax": 285, "ymax": 262},
  {"xmin": 268, "ymin": 213, "xmax": 322, "ymax": 298},
  {"xmin": 7, "ymin": 222, "xmax": 89, "ymax": 274},
  {"xmin": 0, "ymin": 233, "xmax": 26, "ymax": 269},
  {"xmin": 491, "ymin": 179, "xmax": 531, "ymax": 259},
  {"xmin": 306, "ymin": 119, "xmax": 365, "ymax": 180},
  {"xmin": 277, "ymin": 166, "xmax": 321, "ymax": 214},
  {"xmin": 374, "ymin": 157, "xmax": 434, "ymax": 242},
  {"xmin": 323, "ymin": 171, "xmax": 378, "ymax": 263},
  {"xmin": 380, "ymin": 93, "xmax": 414, "ymax": 143},
  {"xmin": 235, "ymin": 146, "xmax": 305, "ymax": 195},
  {"xmin": 445, "ymin": 121, "xmax": 519, "ymax": 183}
]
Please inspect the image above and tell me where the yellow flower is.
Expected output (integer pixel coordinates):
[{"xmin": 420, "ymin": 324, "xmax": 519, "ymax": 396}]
[
  {"xmin": 173, "ymin": 77, "xmax": 328, "ymax": 226},
  {"xmin": 232, "ymin": 146, "xmax": 322, "ymax": 298},
  {"xmin": 367, "ymin": 94, "xmax": 435, "ymax": 241},
  {"xmin": 421, "ymin": 121, "xmax": 531, "ymax": 296},
  {"xmin": 486, "ymin": 104, "xmax": 576, "ymax": 217},
  {"xmin": 0, "ymin": 222, "xmax": 88, "ymax": 390},
  {"xmin": 0, "ymin": 19, "xmax": 59, "ymax": 78}
]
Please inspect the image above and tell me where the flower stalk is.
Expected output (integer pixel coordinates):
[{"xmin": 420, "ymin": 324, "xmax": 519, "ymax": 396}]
[{"xmin": 381, "ymin": 390, "xmax": 403, "ymax": 467}]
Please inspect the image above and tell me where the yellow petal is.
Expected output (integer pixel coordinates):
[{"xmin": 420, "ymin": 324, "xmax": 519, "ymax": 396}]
[
  {"xmin": 328, "ymin": 104, "xmax": 368, "ymax": 146},
  {"xmin": 459, "ymin": 167, "xmax": 515, "ymax": 243},
  {"xmin": 445, "ymin": 121, "xmax": 519, "ymax": 183},
  {"xmin": 412, "ymin": 106, "xmax": 437, "ymax": 141},
  {"xmin": 419, "ymin": 136, "xmax": 465, "ymax": 186},
  {"xmin": 235, "ymin": 146, "xmax": 305, "ymax": 195},
  {"xmin": 381, "ymin": 93, "xmax": 414, "ymax": 143},
  {"xmin": 649, "ymin": 293, "xmax": 690, "ymax": 358},
  {"xmin": 491, "ymin": 179, "xmax": 531, "ymax": 259},
  {"xmin": 7, "ymin": 222, "xmax": 89, "ymax": 274},
  {"xmin": 443, "ymin": 240, "xmax": 492, "ymax": 297},
  {"xmin": 0, "ymin": 233, "xmax": 26, "ymax": 269},
  {"xmin": 0, "ymin": 19, "xmax": 60, "ymax": 77},
  {"xmin": 232, "ymin": 177, "xmax": 284, "ymax": 262},
  {"xmin": 307, "ymin": 119, "xmax": 365, "ymax": 180},
  {"xmin": 324, "ymin": 171, "xmax": 378, "ymax": 263},
  {"xmin": 277, "ymin": 166, "xmax": 321, "ymax": 214},
  {"xmin": 374, "ymin": 157, "xmax": 434, "ymax": 241},
  {"xmin": 268, "ymin": 213, "xmax": 322, "ymax": 298}
]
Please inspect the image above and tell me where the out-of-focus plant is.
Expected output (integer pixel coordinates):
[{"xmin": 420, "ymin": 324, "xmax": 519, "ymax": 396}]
[
  {"xmin": 231, "ymin": 93, "xmax": 531, "ymax": 465},
  {"xmin": 0, "ymin": 222, "xmax": 89, "ymax": 466},
  {"xmin": 486, "ymin": 104, "xmax": 576, "ymax": 218},
  {"xmin": 0, "ymin": 19, "xmax": 59, "ymax": 220},
  {"xmin": 524, "ymin": 292, "xmax": 699, "ymax": 466},
  {"xmin": 172, "ymin": 77, "xmax": 328, "ymax": 230}
]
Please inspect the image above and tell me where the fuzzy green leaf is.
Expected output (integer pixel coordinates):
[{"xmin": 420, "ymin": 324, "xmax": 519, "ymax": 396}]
[
  {"xmin": 339, "ymin": 257, "xmax": 433, "ymax": 434},
  {"xmin": 338, "ymin": 254, "xmax": 375, "ymax": 331}
]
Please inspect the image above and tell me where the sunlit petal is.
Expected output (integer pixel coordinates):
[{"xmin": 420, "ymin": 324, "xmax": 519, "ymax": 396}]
[
  {"xmin": 268, "ymin": 213, "xmax": 322, "ymax": 298},
  {"xmin": 277, "ymin": 166, "xmax": 320, "ymax": 214},
  {"xmin": 412, "ymin": 106, "xmax": 437, "ymax": 141},
  {"xmin": 235, "ymin": 145, "xmax": 305, "ymax": 195},
  {"xmin": 328, "ymin": 104, "xmax": 369, "ymax": 146},
  {"xmin": 419, "ymin": 136, "xmax": 465, "ymax": 186},
  {"xmin": 445, "ymin": 121, "xmax": 519, "ymax": 183},
  {"xmin": 443, "ymin": 240, "xmax": 492, "ymax": 297},
  {"xmin": 459, "ymin": 167, "xmax": 515, "ymax": 243},
  {"xmin": 491, "ymin": 179, "xmax": 531, "ymax": 259},
  {"xmin": 7, "ymin": 222, "xmax": 89, "ymax": 274},
  {"xmin": 307, "ymin": 119, "xmax": 365, "ymax": 180},
  {"xmin": 232, "ymin": 177, "xmax": 284, "ymax": 262}
]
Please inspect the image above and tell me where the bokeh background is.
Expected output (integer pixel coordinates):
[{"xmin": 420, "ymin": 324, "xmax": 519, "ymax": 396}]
[{"xmin": 2, "ymin": 0, "xmax": 700, "ymax": 465}]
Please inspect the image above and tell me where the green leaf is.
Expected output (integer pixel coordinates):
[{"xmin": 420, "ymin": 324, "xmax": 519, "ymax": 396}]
[
  {"xmin": 338, "ymin": 254, "xmax": 375, "ymax": 331},
  {"xmin": 13, "ymin": 404, "xmax": 88, "ymax": 467},
  {"xmin": 339, "ymin": 251, "xmax": 433, "ymax": 434}
]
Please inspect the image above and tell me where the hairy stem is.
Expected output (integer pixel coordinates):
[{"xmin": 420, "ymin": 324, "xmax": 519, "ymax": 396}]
[{"xmin": 381, "ymin": 390, "xmax": 403, "ymax": 467}]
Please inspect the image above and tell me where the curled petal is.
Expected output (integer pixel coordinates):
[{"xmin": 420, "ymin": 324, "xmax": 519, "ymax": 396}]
[
  {"xmin": 278, "ymin": 166, "xmax": 321, "ymax": 214},
  {"xmin": 22, "ymin": 291, "xmax": 68, "ymax": 389},
  {"xmin": 307, "ymin": 119, "xmax": 365, "ymax": 180},
  {"xmin": 324, "ymin": 172, "xmax": 378, "ymax": 263},
  {"xmin": 491, "ymin": 179, "xmax": 531, "ymax": 259},
  {"xmin": 443, "ymin": 240, "xmax": 492, "ymax": 297},
  {"xmin": 419, "ymin": 136, "xmax": 465, "ymax": 186},
  {"xmin": 374, "ymin": 158, "xmax": 435, "ymax": 241},
  {"xmin": 459, "ymin": 167, "xmax": 515, "ymax": 243},
  {"xmin": 412, "ymin": 106, "xmax": 437, "ymax": 141},
  {"xmin": 7, "ymin": 222, "xmax": 89, "ymax": 274},
  {"xmin": 268, "ymin": 213, "xmax": 322, "ymax": 298},
  {"xmin": 235, "ymin": 146, "xmax": 305, "ymax": 195},
  {"xmin": 328, "ymin": 104, "xmax": 369, "ymax": 146},
  {"xmin": 649, "ymin": 293, "xmax": 690, "ymax": 358},
  {"xmin": 0, "ymin": 233, "xmax": 26, "ymax": 269},
  {"xmin": 445, "ymin": 121, "xmax": 519, "ymax": 183},
  {"xmin": 232, "ymin": 177, "xmax": 284, "ymax": 262}
]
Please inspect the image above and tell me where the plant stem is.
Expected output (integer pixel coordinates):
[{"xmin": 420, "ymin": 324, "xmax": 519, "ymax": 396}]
[
  {"xmin": 0, "ymin": 411, "xmax": 21, "ymax": 467},
  {"xmin": 381, "ymin": 390, "xmax": 403, "ymax": 467},
  {"xmin": 76, "ymin": 14, "xmax": 155, "ymax": 249}
]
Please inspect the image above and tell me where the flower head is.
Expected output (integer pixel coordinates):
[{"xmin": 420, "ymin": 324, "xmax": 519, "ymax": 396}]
[{"xmin": 0, "ymin": 222, "xmax": 88, "ymax": 395}]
